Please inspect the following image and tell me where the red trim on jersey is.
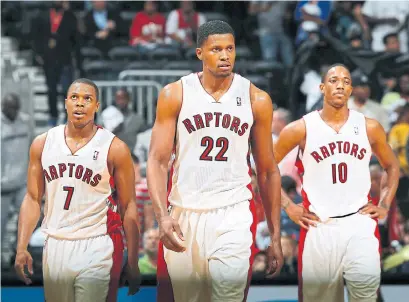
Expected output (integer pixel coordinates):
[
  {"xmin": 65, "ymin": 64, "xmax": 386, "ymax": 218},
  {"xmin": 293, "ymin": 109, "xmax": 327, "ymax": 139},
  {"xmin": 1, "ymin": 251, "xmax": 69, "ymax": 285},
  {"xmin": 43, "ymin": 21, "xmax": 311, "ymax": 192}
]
[
  {"xmin": 157, "ymin": 163, "xmax": 175, "ymax": 302},
  {"xmin": 106, "ymin": 176, "xmax": 124, "ymax": 302},
  {"xmin": 298, "ymin": 186, "xmax": 311, "ymax": 302},
  {"xmin": 243, "ymin": 151, "xmax": 258, "ymax": 301},
  {"xmin": 297, "ymin": 152, "xmax": 309, "ymax": 302}
]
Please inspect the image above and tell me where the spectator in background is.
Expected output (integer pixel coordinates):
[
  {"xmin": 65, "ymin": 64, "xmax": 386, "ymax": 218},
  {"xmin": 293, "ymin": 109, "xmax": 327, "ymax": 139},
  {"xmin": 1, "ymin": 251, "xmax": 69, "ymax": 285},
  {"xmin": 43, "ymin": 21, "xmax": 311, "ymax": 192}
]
[
  {"xmin": 280, "ymin": 176, "xmax": 301, "ymax": 240},
  {"xmin": 133, "ymin": 127, "xmax": 153, "ymax": 172},
  {"xmin": 348, "ymin": 71, "xmax": 390, "ymax": 131},
  {"xmin": 1, "ymin": 94, "xmax": 31, "ymax": 245},
  {"xmin": 272, "ymin": 108, "xmax": 301, "ymax": 190},
  {"xmin": 132, "ymin": 154, "xmax": 155, "ymax": 252},
  {"xmin": 361, "ymin": 0, "xmax": 409, "ymax": 53},
  {"xmin": 251, "ymin": 251, "xmax": 267, "ymax": 279},
  {"xmin": 349, "ymin": 33, "xmax": 364, "ymax": 49},
  {"xmin": 138, "ymin": 228, "xmax": 159, "ymax": 275},
  {"xmin": 334, "ymin": 1, "xmax": 363, "ymax": 46},
  {"xmin": 383, "ymin": 32, "xmax": 401, "ymax": 53},
  {"xmin": 280, "ymin": 234, "xmax": 298, "ymax": 275},
  {"xmin": 388, "ymin": 104, "xmax": 409, "ymax": 175},
  {"xmin": 165, "ymin": 0, "xmax": 206, "ymax": 49},
  {"xmin": 101, "ymin": 88, "xmax": 145, "ymax": 151},
  {"xmin": 382, "ymin": 73, "xmax": 409, "ymax": 115},
  {"xmin": 129, "ymin": 1, "xmax": 166, "ymax": 54},
  {"xmin": 294, "ymin": 0, "xmax": 333, "ymax": 46},
  {"xmin": 31, "ymin": 0, "xmax": 81, "ymax": 126},
  {"xmin": 248, "ymin": 1, "xmax": 293, "ymax": 67},
  {"xmin": 84, "ymin": 0, "xmax": 125, "ymax": 55}
]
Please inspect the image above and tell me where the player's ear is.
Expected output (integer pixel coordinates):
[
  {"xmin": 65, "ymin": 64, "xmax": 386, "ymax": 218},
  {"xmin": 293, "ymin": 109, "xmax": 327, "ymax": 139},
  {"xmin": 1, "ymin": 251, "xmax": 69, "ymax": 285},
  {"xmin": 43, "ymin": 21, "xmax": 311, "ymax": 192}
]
[
  {"xmin": 196, "ymin": 48, "xmax": 203, "ymax": 61},
  {"xmin": 319, "ymin": 83, "xmax": 325, "ymax": 94},
  {"xmin": 95, "ymin": 101, "xmax": 100, "ymax": 112}
]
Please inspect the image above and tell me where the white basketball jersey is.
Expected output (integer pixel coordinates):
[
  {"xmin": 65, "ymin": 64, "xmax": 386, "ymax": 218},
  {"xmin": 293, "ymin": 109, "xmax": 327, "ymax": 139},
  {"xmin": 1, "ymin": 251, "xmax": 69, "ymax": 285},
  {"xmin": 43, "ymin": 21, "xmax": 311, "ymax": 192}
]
[
  {"xmin": 168, "ymin": 73, "xmax": 254, "ymax": 209},
  {"xmin": 300, "ymin": 110, "xmax": 372, "ymax": 219},
  {"xmin": 41, "ymin": 125, "xmax": 118, "ymax": 239}
]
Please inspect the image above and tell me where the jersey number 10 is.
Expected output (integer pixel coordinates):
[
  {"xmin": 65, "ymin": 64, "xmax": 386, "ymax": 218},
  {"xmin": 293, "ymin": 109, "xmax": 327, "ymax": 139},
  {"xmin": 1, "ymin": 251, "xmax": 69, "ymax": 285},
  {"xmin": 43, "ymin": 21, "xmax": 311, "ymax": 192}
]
[{"xmin": 332, "ymin": 162, "xmax": 348, "ymax": 184}]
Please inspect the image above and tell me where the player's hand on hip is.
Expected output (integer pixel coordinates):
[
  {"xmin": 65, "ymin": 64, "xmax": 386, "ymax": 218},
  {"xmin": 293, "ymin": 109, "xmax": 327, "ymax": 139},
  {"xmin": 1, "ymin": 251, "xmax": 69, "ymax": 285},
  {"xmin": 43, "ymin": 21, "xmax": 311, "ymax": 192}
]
[
  {"xmin": 359, "ymin": 203, "xmax": 388, "ymax": 219},
  {"xmin": 14, "ymin": 249, "xmax": 33, "ymax": 285},
  {"xmin": 159, "ymin": 216, "xmax": 186, "ymax": 253},
  {"xmin": 285, "ymin": 203, "xmax": 320, "ymax": 229},
  {"xmin": 120, "ymin": 263, "xmax": 141, "ymax": 296},
  {"xmin": 266, "ymin": 239, "xmax": 284, "ymax": 278}
]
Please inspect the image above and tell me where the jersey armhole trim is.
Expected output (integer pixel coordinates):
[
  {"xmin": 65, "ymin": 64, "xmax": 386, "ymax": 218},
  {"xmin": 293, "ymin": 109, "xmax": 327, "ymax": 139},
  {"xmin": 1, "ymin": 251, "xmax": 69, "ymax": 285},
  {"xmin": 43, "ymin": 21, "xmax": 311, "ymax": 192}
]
[
  {"xmin": 174, "ymin": 79, "xmax": 184, "ymax": 148},
  {"xmin": 106, "ymin": 134, "xmax": 117, "ymax": 183}
]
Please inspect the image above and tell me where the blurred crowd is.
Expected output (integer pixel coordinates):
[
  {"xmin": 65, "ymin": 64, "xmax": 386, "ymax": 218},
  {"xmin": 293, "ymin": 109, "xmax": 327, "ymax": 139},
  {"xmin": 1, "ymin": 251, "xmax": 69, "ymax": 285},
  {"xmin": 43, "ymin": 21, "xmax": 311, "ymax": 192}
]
[{"xmin": 2, "ymin": 0, "xmax": 409, "ymax": 281}]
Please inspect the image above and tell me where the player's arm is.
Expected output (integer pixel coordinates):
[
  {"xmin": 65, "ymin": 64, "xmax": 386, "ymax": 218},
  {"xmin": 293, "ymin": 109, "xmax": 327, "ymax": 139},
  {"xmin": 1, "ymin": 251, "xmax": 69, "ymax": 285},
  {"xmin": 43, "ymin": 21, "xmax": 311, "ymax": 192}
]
[
  {"xmin": 360, "ymin": 119, "xmax": 400, "ymax": 218},
  {"xmin": 250, "ymin": 85, "xmax": 281, "ymax": 242},
  {"xmin": 250, "ymin": 85, "xmax": 283, "ymax": 276},
  {"xmin": 109, "ymin": 138, "xmax": 141, "ymax": 295},
  {"xmin": 15, "ymin": 133, "xmax": 46, "ymax": 284},
  {"xmin": 273, "ymin": 119, "xmax": 305, "ymax": 210},
  {"xmin": 273, "ymin": 119, "xmax": 320, "ymax": 228},
  {"xmin": 146, "ymin": 81, "xmax": 185, "ymax": 252}
]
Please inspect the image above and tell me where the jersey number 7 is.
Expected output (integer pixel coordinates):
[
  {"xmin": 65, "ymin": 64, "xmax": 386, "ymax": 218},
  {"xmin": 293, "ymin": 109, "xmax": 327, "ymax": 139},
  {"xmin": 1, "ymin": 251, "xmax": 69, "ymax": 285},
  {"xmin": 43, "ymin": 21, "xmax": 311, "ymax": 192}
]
[{"xmin": 63, "ymin": 186, "xmax": 75, "ymax": 210}]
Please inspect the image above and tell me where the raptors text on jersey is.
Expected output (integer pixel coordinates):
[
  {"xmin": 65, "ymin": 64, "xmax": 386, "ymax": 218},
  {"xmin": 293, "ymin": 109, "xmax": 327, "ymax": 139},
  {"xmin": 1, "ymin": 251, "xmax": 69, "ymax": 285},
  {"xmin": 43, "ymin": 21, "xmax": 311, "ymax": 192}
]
[
  {"xmin": 41, "ymin": 125, "xmax": 120, "ymax": 239},
  {"xmin": 168, "ymin": 73, "xmax": 254, "ymax": 210},
  {"xmin": 300, "ymin": 110, "xmax": 372, "ymax": 219}
]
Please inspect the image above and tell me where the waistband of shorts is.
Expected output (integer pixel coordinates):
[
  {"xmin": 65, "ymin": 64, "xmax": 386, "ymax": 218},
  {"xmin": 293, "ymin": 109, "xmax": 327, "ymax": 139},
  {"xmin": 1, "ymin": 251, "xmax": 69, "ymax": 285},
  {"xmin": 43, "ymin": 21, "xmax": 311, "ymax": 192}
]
[
  {"xmin": 329, "ymin": 206, "xmax": 365, "ymax": 219},
  {"xmin": 168, "ymin": 199, "xmax": 250, "ymax": 213},
  {"xmin": 44, "ymin": 233, "xmax": 109, "ymax": 241}
]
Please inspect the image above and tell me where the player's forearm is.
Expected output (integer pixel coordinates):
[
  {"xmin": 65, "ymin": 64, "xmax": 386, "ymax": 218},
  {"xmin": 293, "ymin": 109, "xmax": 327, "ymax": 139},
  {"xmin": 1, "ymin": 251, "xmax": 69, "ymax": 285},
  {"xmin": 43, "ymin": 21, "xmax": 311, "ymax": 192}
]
[
  {"xmin": 122, "ymin": 201, "xmax": 140, "ymax": 266},
  {"xmin": 281, "ymin": 188, "xmax": 295, "ymax": 210},
  {"xmin": 16, "ymin": 196, "xmax": 41, "ymax": 252},
  {"xmin": 146, "ymin": 158, "xmax": 169, "ymax": 220},
  {"xmin": 379, "ymin": 164, "xmax": 400, "ymax": 210},
  {"xmin": 258, "ymin": 170, "xmax": 282, "ymax": 240}
]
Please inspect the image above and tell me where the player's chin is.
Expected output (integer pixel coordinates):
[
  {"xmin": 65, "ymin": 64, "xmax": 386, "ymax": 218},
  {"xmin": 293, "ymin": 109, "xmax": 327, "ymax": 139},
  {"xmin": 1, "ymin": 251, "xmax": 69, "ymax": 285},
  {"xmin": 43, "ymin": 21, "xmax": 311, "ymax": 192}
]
[
  {"xmin": 70, "ymin": 118, "xmax": 90, "ymax": 128},
  {"xmin": 330, "ymin": 99, "xmax": 347, "ymax": 108},
  {"xmin": 215, "ymin": 70, "xmax": 232, "ymax": 78}
]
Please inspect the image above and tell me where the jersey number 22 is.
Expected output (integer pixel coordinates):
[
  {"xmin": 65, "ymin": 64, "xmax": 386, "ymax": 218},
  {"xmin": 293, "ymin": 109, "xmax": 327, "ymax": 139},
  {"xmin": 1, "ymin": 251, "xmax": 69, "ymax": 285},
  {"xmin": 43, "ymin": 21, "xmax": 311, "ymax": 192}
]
[{"xmin": 200, "ymin": 136, "xmax": 229, "ymax": 161}]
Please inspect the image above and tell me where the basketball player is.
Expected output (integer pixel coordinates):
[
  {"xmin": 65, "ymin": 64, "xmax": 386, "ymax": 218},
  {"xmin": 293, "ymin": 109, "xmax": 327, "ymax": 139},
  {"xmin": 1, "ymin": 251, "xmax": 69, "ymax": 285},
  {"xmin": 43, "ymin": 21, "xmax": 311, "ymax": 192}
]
[
  {"xmin": 147, "ymin": 20, "xmax": 283, "ymax": 302},
  {"xmin": 273, "ymin": 64, "xmax": 400, "ymax": 302},
  {"xmin": 14, "ymin": 79, "xmax": 141, "ymax": 301}
]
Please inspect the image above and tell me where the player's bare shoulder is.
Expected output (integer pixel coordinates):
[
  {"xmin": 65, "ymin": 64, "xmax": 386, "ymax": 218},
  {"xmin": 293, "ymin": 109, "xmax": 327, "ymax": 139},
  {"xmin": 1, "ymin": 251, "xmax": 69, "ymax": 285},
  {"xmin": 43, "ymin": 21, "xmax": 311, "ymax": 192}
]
[
  {"xmin": 30, "ymin": 132, "xmax": 48, "ymax": 158},
  {"xmin": 249, "ymin": 83, "xmax": 272, "ymax": 107},
  {"xmin": 364, "ymin": 117, "xmax": 387, "ymax": 145},
  {"xmin": 108, "ymin": 136, "xmax": 131, "ymax": 164},
  {"xmin": 281, "ymin": 118, "xmax": 306, "ymax": 140},
  {"xmin": 274, "ymin": 118, "xmax": 306, "ymax": 161},
  {"xmin": 157, "ymin": 80, "xmax": 183, "ymax": 115}
]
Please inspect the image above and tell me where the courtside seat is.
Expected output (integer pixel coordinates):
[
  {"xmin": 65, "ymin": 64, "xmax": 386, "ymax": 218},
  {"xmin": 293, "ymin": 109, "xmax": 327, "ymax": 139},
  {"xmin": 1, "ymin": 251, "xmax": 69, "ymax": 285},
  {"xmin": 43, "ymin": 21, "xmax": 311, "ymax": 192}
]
[{"xmin": 108, "ymin": 46, "xmax": 139, "ymax": 62}]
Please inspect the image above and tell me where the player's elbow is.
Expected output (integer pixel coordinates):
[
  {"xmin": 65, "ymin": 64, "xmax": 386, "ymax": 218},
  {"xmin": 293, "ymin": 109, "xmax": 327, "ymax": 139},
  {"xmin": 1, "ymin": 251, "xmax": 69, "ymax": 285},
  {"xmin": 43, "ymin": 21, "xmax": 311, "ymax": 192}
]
[{"xmin": 123, "ymin": 200, "xmax": 139, "ymax": 224}]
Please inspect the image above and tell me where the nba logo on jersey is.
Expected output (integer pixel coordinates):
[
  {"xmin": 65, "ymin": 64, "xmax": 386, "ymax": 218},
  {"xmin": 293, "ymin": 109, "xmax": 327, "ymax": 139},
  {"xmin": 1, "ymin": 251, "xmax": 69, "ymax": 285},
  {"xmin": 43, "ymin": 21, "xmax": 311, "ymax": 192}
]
[
  {"xmin": 354, "ymin": 126, "xmax": 359, "ymax": 135},
  {"xmin": 93, "ymin": 151, "xmax": 99, "ymax": 160},
  {"xmin": 236, "ymin": 97, "xmax": 242, "ymax": 106}
]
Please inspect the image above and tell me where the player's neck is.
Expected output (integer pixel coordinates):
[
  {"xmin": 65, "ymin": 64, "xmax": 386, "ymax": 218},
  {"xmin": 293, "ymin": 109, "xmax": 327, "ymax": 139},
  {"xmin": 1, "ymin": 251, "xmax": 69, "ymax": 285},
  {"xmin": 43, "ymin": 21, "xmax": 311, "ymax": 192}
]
[
  {"xmin": 320, "ymin": 105, "xmax": 349, "ymax": 123},
  {"xmin": 66, "ymin": 121, "xmax": 96, "ymax": 139},
  {"xmin": 200, "ymin": 71, "xmax": 234, "ymax": 94}
]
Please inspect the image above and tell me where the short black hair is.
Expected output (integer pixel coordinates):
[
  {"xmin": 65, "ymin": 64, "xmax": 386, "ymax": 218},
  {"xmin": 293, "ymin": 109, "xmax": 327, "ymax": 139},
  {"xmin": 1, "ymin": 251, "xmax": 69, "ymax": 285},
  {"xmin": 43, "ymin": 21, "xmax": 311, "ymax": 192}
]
[
  {"xmin": 383, "ymin": 32, "xmax": 399, "ymax": 45},
  {"xmin": 197, "ymin": 20, "xmax": 235, "ymax": 47},
  {"xmin": 321, "ymin": 63, "xmax": 350, "ymax": 83},
  {"xmin": 69, "ymin": 78, "xmax": 99, "ymax": 99}
]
